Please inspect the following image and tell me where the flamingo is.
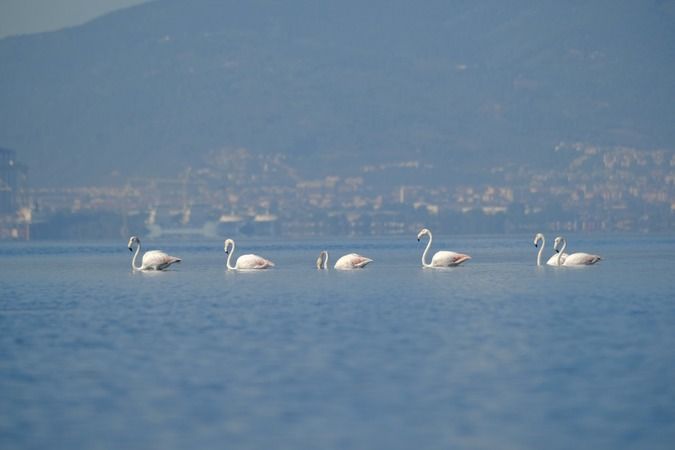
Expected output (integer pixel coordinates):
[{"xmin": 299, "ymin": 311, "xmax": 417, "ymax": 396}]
[
  {"xmin": 417, "ymin": 228, "xmax": 471, "ymax": 268},
  {"xmin": 533, "ymin": 233, "xmax": 568, "ymax": 266},
  {"xmin": 553, "ymin": 236, "xmax": 602, "ymax": 266},
  {"xmin": 224, "ymin": 238, "xmax": 275, "ymax": 270},
  {"xmin": 127, "ymin": 236, "xmax": 181, "ymax": 271},
  {"xmin": 316, "ymin": 250, "xmax": 372, "ymax": 269}
]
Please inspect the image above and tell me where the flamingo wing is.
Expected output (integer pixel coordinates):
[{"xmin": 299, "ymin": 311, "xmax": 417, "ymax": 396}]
[{"xmin": 350, "ymin": 254, "xmax": 373, "ymax": 268}]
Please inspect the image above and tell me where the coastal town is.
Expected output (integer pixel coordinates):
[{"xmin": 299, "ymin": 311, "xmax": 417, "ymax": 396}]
[{"xmin": 1, "ymin": 143, "xmax": 673, "ymax": 240}]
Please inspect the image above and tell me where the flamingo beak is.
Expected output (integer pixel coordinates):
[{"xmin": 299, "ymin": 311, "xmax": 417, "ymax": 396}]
[
  {"xmin": 128, "ymin": 247, "xmax": 132, "ymax": 252},
  {"xmin": 417, "ymin": 238, "xmax": 420, "ymax": 242},
  {"xmin": 534, "ymin": 243, "xmax": 538, "ymax": 247},
  {"xmin": 555, "ymin": 249, "xmax": 559, "ymax": 253}
]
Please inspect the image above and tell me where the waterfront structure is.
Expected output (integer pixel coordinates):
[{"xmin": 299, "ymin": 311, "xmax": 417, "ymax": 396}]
[{"xmin": 0, "ymin": 147, "xmax": 30, "ymax": 239}]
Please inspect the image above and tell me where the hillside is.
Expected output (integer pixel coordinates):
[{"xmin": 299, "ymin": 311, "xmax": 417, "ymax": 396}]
[{"xmin": 0, "ymin": 0, "xmax": 674, "ymax": 187}]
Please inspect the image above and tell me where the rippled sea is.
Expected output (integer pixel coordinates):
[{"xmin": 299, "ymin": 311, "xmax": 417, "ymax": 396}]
[{"xmin": 1, "ymin": 234, "xmax": 674, "ymax": 449}]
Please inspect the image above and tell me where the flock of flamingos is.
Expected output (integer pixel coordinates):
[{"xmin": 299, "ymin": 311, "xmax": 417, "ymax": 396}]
[{"xmin": 127, "ymin": 228, "xmax": 602, "ymax": 271}]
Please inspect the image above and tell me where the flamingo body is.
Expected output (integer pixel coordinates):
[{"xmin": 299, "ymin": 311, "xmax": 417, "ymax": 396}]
[
  {"xmin": 562, "ymin": 252, "xmax": 602, "ymax": 266},
  {"xmin": 234, "ymin": 253, "xmax": 275, "ymax": 270},
  {"xmin": 140, "ymin": 250, "xmax": 182, "ymax": 270},
  {"xmin": 430, "ymin": 251, "xmax": 472, "ymax": 267},
  {"xmin": 333, "ymin": 253, "xmax": 373, "ymax": 270}
]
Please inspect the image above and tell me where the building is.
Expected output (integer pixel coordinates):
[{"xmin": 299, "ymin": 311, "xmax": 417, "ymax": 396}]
[
  {"xmin": 0, "ymin": 147, "xmax": 30, "ymax": 239},
  {"xmin": 0, "ymin": 147, "xmax": 18, "ymax": 215}
]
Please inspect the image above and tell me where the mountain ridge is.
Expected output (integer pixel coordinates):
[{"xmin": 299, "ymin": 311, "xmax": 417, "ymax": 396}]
[{"xmin": 1, "ymin": 0, "xmax": 673, "ymax": 187}]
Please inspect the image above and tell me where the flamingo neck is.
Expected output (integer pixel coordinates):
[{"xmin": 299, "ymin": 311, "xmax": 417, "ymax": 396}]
[
  {"xmin": 317, "ymin": 251, "xmax": 327, "ymax": 269},
  {"xmin": 421, "ymin": 232, "xmax": 432, "ymax": 267},
  {"xmin": 557, "ymin": 238, "xmax": 567, "ymax": 266},
  {"xmin": 132, "ymin": 242, "xmax": 142, "ymax": 271},
  {"xmin": 536, "ymin": 236, "xmax": 544, "ymax": 266},
  {"xmin": 226, "ymin": 241, "xmax": 236, "ymax": 270},
  {"xmin": 323, "ymin": 251, "xmax": 329, "ymax": 269}
]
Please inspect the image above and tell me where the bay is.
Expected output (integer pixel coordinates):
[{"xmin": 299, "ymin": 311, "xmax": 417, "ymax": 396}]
[{"xmin": 1, "ymin": 234, "xmax": 674, "ymax": 449}]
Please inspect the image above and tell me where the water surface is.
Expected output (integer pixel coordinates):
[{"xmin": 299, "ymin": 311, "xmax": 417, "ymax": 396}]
[{"xmin": 1, "ymin": 235, "xmax": 674, "ymax": 449}]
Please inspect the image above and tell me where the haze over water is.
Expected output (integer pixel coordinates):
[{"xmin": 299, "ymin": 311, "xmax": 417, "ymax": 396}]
[{"xmin": 1, "ymin": 234, "xmax": 674, "ymax": 449}]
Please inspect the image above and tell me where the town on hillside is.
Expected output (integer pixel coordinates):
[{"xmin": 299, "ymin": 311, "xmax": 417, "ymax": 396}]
[{"xmin": 0, "ymin": 144, "xmax": 673, "ymax": 240}]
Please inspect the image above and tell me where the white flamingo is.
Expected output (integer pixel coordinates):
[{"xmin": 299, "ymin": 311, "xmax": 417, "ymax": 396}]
[
  {"xmin": 224, "ymin": 238, "xmax": 275, "ymax": 270},
  {"xmin": 316, "ymin": 250, "xmax": 372, "ymax": 269},
  {"xmin": 533, "ymin": 233, "xmax": 568, "ymax": 266},
  {"xmin": 417, "ymin": 228, "xmax": 471, "ymax": 268},
  {"xmin": 320, "ymin": 250, "xmax": 373, "ymax": 270},
  {"xmin": 127, "ymin": 236, "xmax": 181, "ymax": 271},
  {"xmin": 553, "ymin": 236, "xmax": 602, "ymax": 266}
]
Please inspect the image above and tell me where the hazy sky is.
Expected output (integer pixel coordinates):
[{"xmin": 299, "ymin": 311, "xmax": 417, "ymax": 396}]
[{"xmin": 0, "ymin": 0, "xmax": 150, "ymax": 38}]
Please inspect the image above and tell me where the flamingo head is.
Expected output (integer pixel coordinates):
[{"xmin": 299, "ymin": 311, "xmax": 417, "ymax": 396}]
[
  {"xmin": 533, "ymin": 233, "xmax": 544, "ymax": 247},
  {"xmin": 127, "ymin": 236, "xmax": 139, "ymax": 251},
  {"xmin": 224, "ymin": 239, "xmax": 234, "ymax": 254},
  {"xmin": 553, "ymin": 236, "xmax": 563, "ymax": 253},
  {"xmin": 417, "ymin": 228, "xmax": 430, "ymax": 241}
]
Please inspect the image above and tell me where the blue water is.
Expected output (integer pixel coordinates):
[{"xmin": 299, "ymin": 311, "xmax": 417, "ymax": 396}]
[{"xmin": 1, "ymin": 235, "xmax": 674, "ymax": 449}]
